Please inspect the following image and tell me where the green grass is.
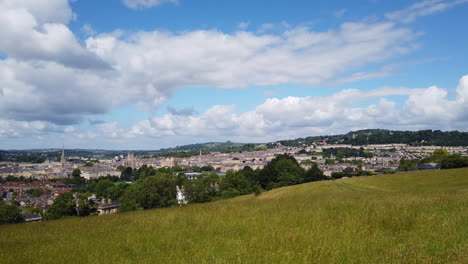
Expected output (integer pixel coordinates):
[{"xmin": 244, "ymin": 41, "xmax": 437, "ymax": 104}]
[{"xmin": 1, "ymin": 169, "xmax": 468, "ymax": 263}]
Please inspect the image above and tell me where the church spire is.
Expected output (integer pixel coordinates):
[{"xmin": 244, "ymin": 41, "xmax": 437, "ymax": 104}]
[{"xmin": 60, "ymin": 145, "xmax": 66, "ymax": 166}]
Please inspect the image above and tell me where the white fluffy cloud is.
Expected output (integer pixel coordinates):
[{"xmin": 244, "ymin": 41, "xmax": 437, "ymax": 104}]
[
  {"xmin": 0, "ymin": 0, "xmax": 419, "ymax": 125},
  {"xmin": 0, "ymin": 0, "xmax": 467, "ymax": 149},
  {"xmin": 122, "ymin": 0, "xmax": 178, "ymax": 9},
  {"xmin": 119, "ymin": 75, "xmax": 468, "ymax": 143},
  {"xmin": 386, "ymin": 0, "xmax": 468, "ymax": 23},
  {"xmin": 0, "ymin": 0, "xmax": 106, "ymax": 69},
  {"xmin": 2, "ymin": 75, "xmax": 467, "ymax": 149}
]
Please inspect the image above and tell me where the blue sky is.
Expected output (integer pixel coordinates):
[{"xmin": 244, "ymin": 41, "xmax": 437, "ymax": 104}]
[{"xmin": 0, "ymin": 0, "xmax": 467, "ymax": 149}]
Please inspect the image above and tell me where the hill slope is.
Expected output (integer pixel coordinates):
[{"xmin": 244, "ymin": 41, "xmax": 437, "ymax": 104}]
[
  {"xmin": 276, "ymin": 129, "xmax": 468, "ymax": 147},
  {"xmin": 1, "ymin": 169, "xmax": 468, "ymax": 263}
]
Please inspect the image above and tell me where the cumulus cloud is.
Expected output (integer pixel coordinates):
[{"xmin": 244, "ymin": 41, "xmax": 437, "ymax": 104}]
[
  {"xmin": 0, "ymin": 2, "xmax": 420, "ymax": 125},
  {"xmin": 0, "ymin": 60, "xmax": 112, "ymax": 124},
  {"xmin": 0, "ymin": 0, "xmax": 466, "ymax": 149},
  {"xmin": 0, "ymin": 0, "xmax": 108, "ymax": 69},
  {"xmin": 120, "ymin": 75, "xmax": 468, "ymax": 143},
  {"xmin": 386, "ymin": 0, "xmax": 468, "ymax": 23},
  {"xmin": 2, "ymin": 75, "xmax": 468, "ymax": 149},
  {"xmin": 0, "ymin": 119, "xmax": 63, "ymax": 138},
  {"xmin": 122, "ymin": 0, "xmax": 178, "ymax": 9},
  {"xmin": 85, "ymin": 21, "xmax": 416, "ymax": 94}
]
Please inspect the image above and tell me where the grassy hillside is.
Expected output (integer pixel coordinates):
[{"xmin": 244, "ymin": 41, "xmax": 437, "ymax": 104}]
[{"xmin": 1, "ymin": 169, "xmax": 467, "ymax": 263}]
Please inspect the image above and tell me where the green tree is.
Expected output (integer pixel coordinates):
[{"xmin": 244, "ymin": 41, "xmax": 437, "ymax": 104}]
[
  {"xmin": 106, "ymin": 184, "xmax": 128, "ymax": 201},
  {"xmin": 0, "ymin": 201, "xmax": 24, "ymax": 224},
  {"xmin": 219, "ymin": 170, "xmax": 253, "ymax": 196},
  {"xmin": 120, "ymin": 174, "xmax": 177, "ymax": 211},
  {"xmin": 398, "ymin": 158, "xmax": 418, "ymax": 171},
  {"xmin": 65, "ymin": 169, "xmax": 86, "ymax": 185},
  {"xmin": 304, "ymin": 163, "xmax": 326, "ymax": 182},
  {"xmin": 120, "ymin": 167, "xmax": 134, "ymax": 181},
  {"xmin": 201, "ymin": 165, "xmax": 214, "ymax": 172},
  {"xmin": 184, "ymin": 173, "xmax": 220, "ymax": 203},
  {"xmin": 440, "ymin": 154, "xmax": 468, "ymax": 169},
  {"xmin": 94, "ymin": 180, "xmax": 114, "ymax": 198},
  {"xmin": 258, "ymin": 154, "xmax": 305, "ymax": 189},
  {"xmin": 430, "ymin": 149, "xmax": 450, "ymax": 163},
  {"xmin": 44, "ymin": 193, "xmax": 77, "ymax": 220},
  {"xmin": 72, "ymin": 169, "xmax": 81, "ymax": 178},
  {"xmin": 77, "ymin": 200, "xmax": 94, "ymax": 216}
]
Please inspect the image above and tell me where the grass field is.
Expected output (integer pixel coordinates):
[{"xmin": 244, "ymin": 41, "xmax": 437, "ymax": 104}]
[{"xmin": 1, "ymin": 168, "xmax": 467, "ymax": 263}]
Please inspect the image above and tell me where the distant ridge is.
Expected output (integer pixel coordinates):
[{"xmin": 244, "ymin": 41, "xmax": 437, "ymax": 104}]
[
  {"xmin": 275, "ymin": 129, "xmax": 468, "ymax": 147},
  {"xmin": 1, "ymin": 129, "xmax": 468, "ymax": 153}
]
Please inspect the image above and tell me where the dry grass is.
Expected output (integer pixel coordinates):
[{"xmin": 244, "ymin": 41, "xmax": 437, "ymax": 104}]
[{"xmin": 1, "ymin": 168, "xmax": 467, "ymax": 263}]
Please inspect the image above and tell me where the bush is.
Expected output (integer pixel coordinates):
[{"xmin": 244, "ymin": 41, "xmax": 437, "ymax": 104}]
[
  {"xmin": 440, "ymin": 154, "xmax": 468, "ymax": 169},
  {"xmin": 220, "ymin": 188, "xmax": 240, "ymax": 199},
  {"xmin": 331, "ymin": 172, "xmax": 346, "ymax": 179},
  {"xmin": 359, "ymin": 171, "xmax": 377, "ymax": 176},
  {"xmin": 383, "ymin": 169, "xmax": 397, "ymax": 174},
  {"xmin": 0, "ymin": 201, "xmax": 24, "ymax": 224}
]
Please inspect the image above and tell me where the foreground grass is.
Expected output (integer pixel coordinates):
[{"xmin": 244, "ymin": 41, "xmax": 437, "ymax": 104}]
[{"xmin": 1, "ymin": 169, "xmax": 467, "ymax": 263}]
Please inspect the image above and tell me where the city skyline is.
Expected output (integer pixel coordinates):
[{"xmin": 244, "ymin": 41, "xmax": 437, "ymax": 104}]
[{"xmin": 1, "ymin": 0, "xmax": 468, "ymax": 150}]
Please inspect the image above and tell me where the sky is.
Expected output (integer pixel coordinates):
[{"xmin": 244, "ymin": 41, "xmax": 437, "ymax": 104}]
[{"xmin": 0, "ymin": 0, "xmax": 468, "ymax": 150}]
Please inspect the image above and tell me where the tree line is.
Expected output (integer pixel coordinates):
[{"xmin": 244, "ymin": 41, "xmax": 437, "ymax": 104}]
[{"xmin": 277, "ymin": 129, "xmax": 468, "ymax": 147}]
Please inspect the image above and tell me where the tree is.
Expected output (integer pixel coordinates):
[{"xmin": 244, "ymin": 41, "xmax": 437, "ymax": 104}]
[
  {"xmin": 94, "ymin": 180, "xmax": 114, "ymax": 198},
  {"xmin": 220, "ymin": 170, "xmax": 253, "ymax": 197},
  {"xmin": 0, "ymin": 201, "xmax": 24, "ymax": 224},
  {"xmin": 184, "ymin": 173, "xmax": 220, "ymax": 203},
  {"xmin": 65, "ymin": 169, "xmax": 86, "ymax": 185},
  {"xmin": 120, "ymin": 167, "xmax": 134, "ymax": 181},
  {"xmin": 120, "ymin": 173, "xmax": 177, "ymax": 211},
  {"xmin": 440, "ymin": 154, "xmax": 468, "ymax": 169},
  {"xmin": 72, "ymin": 169, "xmax": 82, "ymax": 178},
  {"xmin": 201, "ymin": 165, "xmax": 214, "ymax": 172},
  {"xmin": 258, "ymin": 154, "xmax": 305, "ymax": 189},
  {"xmin": 304, "ymin": 163, "xmax": 326, "ymax": 182},
  {"xmin": 77, "ymin": 200, "xmax": 94, "ymax": 217},
  {"xmin": 106, "ymin": 184, "xmax": 128, "ymax": 201},
  {"xmin": 398, "ymin": 158, "xmax": 418, "ymax": 171},
  {"xmin": 275, "ymin": 159, "xmax": 305, "ymax": 186},
  {"xmin": 44, "ymin": 193, "xmax": 77, "ymax": 220},
  {"xmin": 430, "ymin": 149, "xmax": 450, "ymax": 163}
]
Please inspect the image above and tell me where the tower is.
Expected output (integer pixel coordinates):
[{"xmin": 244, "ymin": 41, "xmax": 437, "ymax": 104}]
[
  {"xmin": 60, "ymin": 146, "xmax": 66, "ymax": 166},
  {"xmin": 127, "ymin": 152, "xmax": 135, "ymax": 168}
]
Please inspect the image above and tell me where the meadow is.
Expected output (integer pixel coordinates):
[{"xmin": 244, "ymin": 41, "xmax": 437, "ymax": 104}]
[{"xmin": 1, "ymin": 168, "xmax": 467, "ymax": 263}]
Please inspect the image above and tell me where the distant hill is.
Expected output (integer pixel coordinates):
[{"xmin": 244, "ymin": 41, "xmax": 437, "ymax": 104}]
[
  {"xmin": 157, "ymin": 142, "xmax": 249, "ymax": 152},
  {"xmin": 1, "ymin": 168, "xmax": 467, "ymax": 263},
  {"xmin": 146, "ymin": 142, "xmax": 271, "ymax": 158},
  {"xmin": 1, "ymin": 129, "xmax": 467, "ymax": 156},
  {"xmin": 276, "ymin": 129, "xmax": 468, "ymax": 147}
]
